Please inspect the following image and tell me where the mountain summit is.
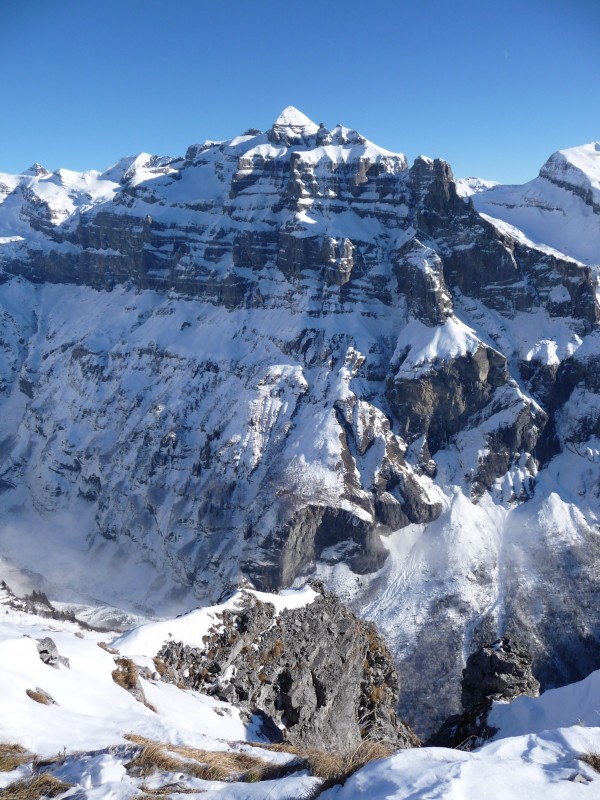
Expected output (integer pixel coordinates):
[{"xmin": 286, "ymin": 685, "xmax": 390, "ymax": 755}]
[
  {"xmin": 472, "ymin": 141, "xmax": 600, "ymax": 264},
  {"xmin": 271, "ymin": 104, "xmax": 320, "ymax": 133}
]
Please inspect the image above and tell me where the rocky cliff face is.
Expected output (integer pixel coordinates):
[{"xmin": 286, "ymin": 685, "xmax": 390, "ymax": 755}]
[
  {"xmin": 155, "ymin": 586, "xmax": 417, "ymax": 751},
  {"xmin": 430, "ymin": 637, "xmax": 540, "ymax": 749},
  {"xmin": 0, "ymin": 109, "xmax": 599, "ymax": 736}
]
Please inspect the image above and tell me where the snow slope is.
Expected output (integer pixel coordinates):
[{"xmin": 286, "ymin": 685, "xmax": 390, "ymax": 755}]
[
  {"xmin": 490, "ymin": 667, "xmax": 600, "ymax": 738},
  {"xmin": 323, "ymin": 664, "xmax": 600, "ymax": 798},
  {"xmin": 0, "ymin": 588, "xmax": 319, "ymax": 798},
  {"xmin": 472, "ymin": 142, "xmax": 600, "ymax": 265},
  {"xmin": 320, "ymin": 726, "xmax": 600, "ymax": 798}
]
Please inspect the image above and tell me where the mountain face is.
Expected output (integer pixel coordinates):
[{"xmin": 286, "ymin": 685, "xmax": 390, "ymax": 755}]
[
  {"xmin": 0, "ymin": 108, "xmax": 599, "ymax": 736},
  {"xmin": 467, "ymin": 141, "xmax": 600, "ymax": 265}
]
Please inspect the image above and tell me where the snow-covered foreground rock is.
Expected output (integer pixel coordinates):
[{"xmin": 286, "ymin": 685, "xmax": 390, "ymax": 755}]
[
  {"xmin": 0, "ymin": 586, "xmax": 320, "ymax": 798},
  {"xmin": 0, "ymin": 109, "xmax": 599, "ymax": 737},
  {"xmin": 0, "ymin": 586, "xmax": 269, "ymax": 756},
  {"xmin": 1, "ymin": 586, "xmax": 600, "ymax": 799}
]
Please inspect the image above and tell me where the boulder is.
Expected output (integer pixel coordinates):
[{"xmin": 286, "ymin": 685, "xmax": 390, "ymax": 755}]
[{"xmin": 36, "ymin": 637, "xmax": 70, "ymax": 669}]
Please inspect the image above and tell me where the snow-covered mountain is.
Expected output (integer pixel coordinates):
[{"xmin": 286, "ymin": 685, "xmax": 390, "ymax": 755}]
[
  {"xmin": 0, "ymin": 108, "xmax": 599, "ymax": 736},
  {"xmin": 471, "ymin": 141, "xmax": 600, "ymax": 265}
]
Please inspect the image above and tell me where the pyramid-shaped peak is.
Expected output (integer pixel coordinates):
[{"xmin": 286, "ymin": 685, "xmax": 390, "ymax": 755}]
[
  {"xmin": 272, "ymin": 106, "xmax": 319, "ymax": 133},
  {"xmin": 25, "ymin": 163, "xmax": 50, "ymax": 177}
]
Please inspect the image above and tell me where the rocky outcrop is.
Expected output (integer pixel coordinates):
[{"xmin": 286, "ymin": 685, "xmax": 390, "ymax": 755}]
[
  {"xmin": 155, "ymin": 587, "xmax": 418, "ymax": 751},
  {"xmin": 461, "ymin": 637, "xmax": 540, "ymax": 708},
  {"xmin": 36, "ymin": 636, "xmax": 70, "ymax": 669},
  {"xmin": 430, "ymin": 638, "xmax": 540, "ymax": 749}
]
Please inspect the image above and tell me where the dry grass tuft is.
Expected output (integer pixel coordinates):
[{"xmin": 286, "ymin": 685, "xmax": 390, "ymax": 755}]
[
  {"xmin": 111, "ymin": 657, "xmax": 140, "ymax": 691},
  {"xmin": 112, "ymin": 659, "xmax": 157, "ymax": 712},
  {"xmin": 122, "ymin": 734, "xmax": 394, "ymax": 793},
  {"xmin": 25, "ymin": 689, "xmax": 54, "ymax": 706},
  {"xmin": 0, "ymin": 744, "xmax": 30, "ymax": 772},
  {"xmin": 97, "ymin": 641, "xmax": 118, "ymax": 654},
  {"xmin": 294, "ymin": 740, "xmax": 395, "ymax": 797},
  {"xmin": 250, "ymin": 740, "xmax": 298, "ymax": 754},
  {"xmin": 152, "ymin": 657, "xmax": 168, "ymax": 676},
  {"xmin": 125, "ymin": 742, "xmax": 199, "ymax": 779},
  {"xmin": 122, "ymin": 735, "xmax": 290, "ymax": 782},
  {"xmin": 581, "ymin": 752, "xmax": 600, "ymax": 772},
  {"xmin": 1, "ymin": 773, "xmax": 72, "ymax": 800},
  {"xmin": 138, "ymin": 787, "xmax": 207, "ymax": 796}
]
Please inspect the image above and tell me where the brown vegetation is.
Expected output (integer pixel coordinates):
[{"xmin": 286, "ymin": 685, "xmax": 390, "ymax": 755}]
[
  {"xmin": 581, "ymin": 752, "xmax": 600, "ymax": 772},
  {"xmin": 111, "ymin": 657, "xmax": 139, "ymax": 691},
  {"xmin": 0, "ymin": 733, "xmax": 395, "ymax": 798},
  {"xmin": 152, "ymin": 656, "xmax": 167, "ymax": 675},
  {"xmin": 25, "ymin": 689, "xmax": 54, "ymax": 706},
  {"xmin": 303, "ymin": 740, "xmax": 393, "ymax": 786},
  {"xmin": 97, "ymin": 641, "xmax": 118, "ymax": 654},
  {"xmin": 123, "ymin": 734, "xmax": 293, "ymax": 782},
  {"xmin": 0, "ymin": 744, "xmax": 30, "ymax": 772},
  {"xmin": 0, "ymin": 773, "xmax": 72, "ymax": 800},
  {"xmin": 111, "ymin": 657, "xmax": 157, "ymax": 712}
]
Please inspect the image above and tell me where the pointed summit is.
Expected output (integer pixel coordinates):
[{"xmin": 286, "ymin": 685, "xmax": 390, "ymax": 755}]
[
  {"xmin": 24, "ymin": 163, "xmax": 50, "ymax": 177},
  {"xmin": 273, "ymin": 106, "xmax": 318, "ymax": 131},
  {"xmin": 268, "ymin": 105, "xmax": 319, "ymax": 145}
]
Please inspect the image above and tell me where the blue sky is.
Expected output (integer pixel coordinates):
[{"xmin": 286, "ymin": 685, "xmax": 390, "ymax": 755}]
[{"xmin": 1, "ymin": 0, "xmax": 598, "ymax": 183}]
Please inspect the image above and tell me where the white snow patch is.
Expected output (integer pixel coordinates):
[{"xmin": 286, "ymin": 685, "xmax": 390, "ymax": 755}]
[{"xmin": 112, "ymin": 586, "xmax": 319, "ymax": 658}]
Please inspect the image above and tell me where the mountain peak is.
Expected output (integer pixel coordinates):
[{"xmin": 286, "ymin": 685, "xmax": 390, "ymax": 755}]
[
  {"xmin": 539, "ymin": 140, "xmax": 600, "ymax": 201},
  {"xmin": 24, "ymin": 163, "xmax": 50, "ymax": 177},
  {"xmin": 272, "ymin": 105, "xmax": 319, "ymax": 132},
  {"xmin": 268, "ymin": 106, "xmax": 319, "ymax": 144}
]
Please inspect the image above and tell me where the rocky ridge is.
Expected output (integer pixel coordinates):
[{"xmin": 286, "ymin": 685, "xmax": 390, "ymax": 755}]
[{"xmin": 154, "ymin": 586, "xmax": 417, "ymax": 751}]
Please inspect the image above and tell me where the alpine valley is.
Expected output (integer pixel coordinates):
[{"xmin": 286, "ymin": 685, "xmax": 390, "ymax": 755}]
[{"xmin": 1, "ymin": 107, "xmax": 600, "ymax": 769}]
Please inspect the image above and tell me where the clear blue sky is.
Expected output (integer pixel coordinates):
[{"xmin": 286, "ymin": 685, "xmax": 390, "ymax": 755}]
[{"xmin": 1, "ymin": 0, "xmax": 598, "ymax": 183}]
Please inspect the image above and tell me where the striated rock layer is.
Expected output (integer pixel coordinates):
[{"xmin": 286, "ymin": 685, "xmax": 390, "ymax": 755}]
[{"xmin": 0, "ymin": 109, "xmax": 599, "ymax": 735}]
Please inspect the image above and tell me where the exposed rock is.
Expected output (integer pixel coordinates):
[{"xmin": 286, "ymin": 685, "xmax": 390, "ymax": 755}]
[
  {"xmin": 461, "ymin": 637, "xmax": 540, "ymax": 708},
  {"xmin": 156, "ymin": 587, "xmax": 418, "ymax": 752},
  {"xmin": 36, "ymin": 637, "xmax": 70, "ymax": 669},
  {"xmin": 429, "ymin": 638, "xmax": 539, "ymax": 749}
]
